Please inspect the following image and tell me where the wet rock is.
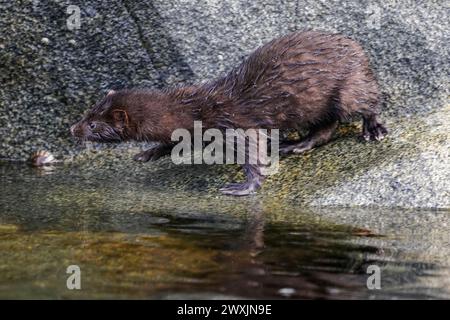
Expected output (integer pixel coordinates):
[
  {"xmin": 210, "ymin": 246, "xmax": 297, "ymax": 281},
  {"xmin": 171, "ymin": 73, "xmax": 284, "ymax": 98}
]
[
  {"xmin": 265, "ymin": 107, "xmax": 450, "ymax": 208},
  {"xmin": 0, "ymin": 1, "xmax": 160, "ymax": 160},
  {"xmin": 0, "ymin": 1, "xmax": 448, "ymax": 208}
]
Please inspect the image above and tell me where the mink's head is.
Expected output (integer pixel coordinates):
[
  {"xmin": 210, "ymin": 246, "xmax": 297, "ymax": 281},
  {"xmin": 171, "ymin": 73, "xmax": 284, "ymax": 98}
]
[
  {"xmin": 71, "ymin": 88, "xmax": 191, "ymax": 144},
  {"xmin": 70, "ymin": 90, "xmax": 134, "ymax": 143}
]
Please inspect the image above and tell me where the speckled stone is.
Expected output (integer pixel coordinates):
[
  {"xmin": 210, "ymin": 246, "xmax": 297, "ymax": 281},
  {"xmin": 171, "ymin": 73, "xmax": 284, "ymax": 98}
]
[
  {"xmin": 0, "ymin": 1, "xmax": 449, "ymax": 208},
  {"xmin": 0, "ymin": 1, "xmax": 160, "ymax": 160}
]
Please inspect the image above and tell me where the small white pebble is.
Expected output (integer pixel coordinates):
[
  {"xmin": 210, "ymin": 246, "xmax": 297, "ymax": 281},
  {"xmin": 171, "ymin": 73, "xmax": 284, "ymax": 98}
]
[
  {"xmin": 326, "ymin": 287, "xmax": 341, "ymax": 295},
  {"xmin": 278, "ymin": 288, "xmax": 296, "ymax": 297},
  {"xmin": 41, "ymin": 37, "xmax": 50, "ymax": 45},
  {"xmin": 68, "ymin": 39, "xmax": 76, "ymax": 45}
]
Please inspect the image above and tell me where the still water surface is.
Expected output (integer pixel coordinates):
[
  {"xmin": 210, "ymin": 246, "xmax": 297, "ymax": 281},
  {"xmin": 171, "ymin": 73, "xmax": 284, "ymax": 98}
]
[{"xmin": 0, "ymin": 162, "xmax": 449, "ymax": 299}]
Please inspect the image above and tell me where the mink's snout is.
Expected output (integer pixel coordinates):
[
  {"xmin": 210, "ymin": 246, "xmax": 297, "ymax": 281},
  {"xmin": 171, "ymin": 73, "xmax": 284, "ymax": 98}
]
[{"xmin": 70, "ymin": 122, "xmax": 86, "ymax": 139}]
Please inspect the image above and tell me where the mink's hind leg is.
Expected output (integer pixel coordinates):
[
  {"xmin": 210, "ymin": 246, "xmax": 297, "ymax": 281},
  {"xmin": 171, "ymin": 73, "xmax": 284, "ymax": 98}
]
[
  {"xmin": 362, "ymin": 114, "xmax": 388, "ymax": 142},
  {"xmin": 338, "ymin": 71, "xmax": 387, "ymax": 142},
  {"xmin": 133, "ymin": 144, "xmax": 173, "ymax": 162},
  {"xmin": 220, "ymin": 164, "xmax": 265, "ymax": 196},
  {"xmin": 280, "ymin": 121, "xmax": 338, "ymax": 155}
]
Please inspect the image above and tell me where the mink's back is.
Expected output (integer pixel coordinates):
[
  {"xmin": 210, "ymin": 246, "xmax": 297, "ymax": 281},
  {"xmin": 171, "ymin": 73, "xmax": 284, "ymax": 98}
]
[{"xmin": 200, "ymin": 31, "xmax": 377, "ymax": 130}]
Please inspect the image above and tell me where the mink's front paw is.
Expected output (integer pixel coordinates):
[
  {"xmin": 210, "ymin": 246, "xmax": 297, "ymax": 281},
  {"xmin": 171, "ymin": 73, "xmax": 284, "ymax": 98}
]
[
  {"xmin": 219, "ymin": 182, "xmax": 259, "ymax": 196},
  {"xmin": 133, "ymin": 147, "xmax": 167, "ymax": 162},
  {"xmin": 133, "ymin": 150, "xmax": 155, "ymax": 162}
]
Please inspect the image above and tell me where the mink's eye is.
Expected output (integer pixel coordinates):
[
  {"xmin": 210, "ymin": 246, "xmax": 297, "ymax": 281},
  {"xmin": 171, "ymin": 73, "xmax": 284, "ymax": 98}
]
[{"xmin": 89, "ymin": 122, "xmax": 97, "ymax": 130}]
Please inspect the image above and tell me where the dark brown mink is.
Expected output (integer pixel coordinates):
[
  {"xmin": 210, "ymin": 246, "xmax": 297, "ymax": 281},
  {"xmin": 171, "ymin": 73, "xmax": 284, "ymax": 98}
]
[{"xmin": 70, "ymin": 30, "xmax": 387, "ymax": 196}]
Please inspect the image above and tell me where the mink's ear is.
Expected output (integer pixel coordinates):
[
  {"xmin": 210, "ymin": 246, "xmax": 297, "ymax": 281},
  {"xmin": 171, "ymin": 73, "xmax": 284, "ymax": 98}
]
[{"xmin": 112, "ymin": 109, "xmax": 129, "ymax": 129}]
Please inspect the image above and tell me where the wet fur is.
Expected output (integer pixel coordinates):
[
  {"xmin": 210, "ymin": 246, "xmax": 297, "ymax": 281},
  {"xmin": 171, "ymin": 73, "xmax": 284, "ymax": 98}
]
[{"xmin": 71, "ymin": 31, "xmax": 387, "ymax": 196}]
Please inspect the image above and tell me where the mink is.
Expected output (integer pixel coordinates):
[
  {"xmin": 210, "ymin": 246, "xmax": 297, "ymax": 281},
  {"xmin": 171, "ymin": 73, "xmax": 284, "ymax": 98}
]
[{"xmin": 70, "ymin": 31, "xmax": 387, "ymax": 196}]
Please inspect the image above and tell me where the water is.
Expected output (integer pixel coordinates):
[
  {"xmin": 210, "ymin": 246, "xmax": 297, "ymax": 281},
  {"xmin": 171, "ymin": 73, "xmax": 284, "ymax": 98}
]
[{"xmin": 0, "ymin": 161, "xmax": 449, "ymax": 299}]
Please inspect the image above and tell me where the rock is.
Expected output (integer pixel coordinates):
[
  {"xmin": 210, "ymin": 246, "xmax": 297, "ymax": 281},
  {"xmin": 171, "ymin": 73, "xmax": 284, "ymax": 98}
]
[
  {"xmin": 265, "ymin": 106, "xmax": 450, "ymax": 209},
  {"xmin": 0, "ymin": 1, "xmax": 448, "ymax": 208},
  {"xmin": 0, "ymin": 1, "xmax": 160, "ymax": 160}
]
